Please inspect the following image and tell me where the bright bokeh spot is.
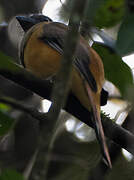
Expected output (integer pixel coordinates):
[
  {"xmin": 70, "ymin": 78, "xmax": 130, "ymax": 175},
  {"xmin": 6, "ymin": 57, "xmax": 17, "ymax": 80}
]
[
  {"xmin": 101, "ymin": 100, "xmax": 127, "ymax": 120},
  {"xmin": 42, "ymin": 0, "xmax": 65, "ymax": 22},
  {"xmin": 123, "ymin": 54, "xmax": 134, "ymax": 69},
  {"xmin": 65, "ymin": 119, "xmax": 77, "ymax": 132},
  {"xmin": 75, "ymin": 123, "xmax": 96, "ymax": 142},
  {"xmin": 42, "ymin": 99, "xmax": 51, "ymax": 113},
  {"xmin": 93, "ymin": 34, "xmax": 104, "ymax": 43},
  {"xmin": 122, "ymin": 149, "xmax": 133, "ymax": 162}
]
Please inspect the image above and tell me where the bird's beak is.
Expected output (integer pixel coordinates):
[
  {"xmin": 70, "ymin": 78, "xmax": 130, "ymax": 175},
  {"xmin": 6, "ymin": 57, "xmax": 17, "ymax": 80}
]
[{"xmin": 16, "ymin": 16, "xmax": 36, "ymax": 32}]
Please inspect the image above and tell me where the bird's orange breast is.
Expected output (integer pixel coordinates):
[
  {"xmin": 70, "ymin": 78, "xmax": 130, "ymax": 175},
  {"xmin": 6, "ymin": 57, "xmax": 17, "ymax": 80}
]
[
  {"xmin": 23, "ymin": 22, "xmax": 104, "ymax": 111},
  {"xmin": 24, "ymin": 24, "xmax": 61, "ymax": 79}
]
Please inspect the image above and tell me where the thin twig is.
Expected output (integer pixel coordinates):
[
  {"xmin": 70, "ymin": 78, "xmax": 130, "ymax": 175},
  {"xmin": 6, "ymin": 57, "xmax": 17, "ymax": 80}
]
[
  {"xmin": 0, "ymin": 96, "xmax": 47, "ymax": 122},
  {"xmin": 59, "ymin": 0, "xmax": 69, "ymax": 11},
  {"xmin": 80, "ymin": 0, "xmax": 105, "ymax": 39},
  {"xmin": 23, "ymin": 149, "xmax": 39, "ymax": 180},
  {"xmin": 34, "ymin": 0, "xmax": 88, "ymax": 179}
]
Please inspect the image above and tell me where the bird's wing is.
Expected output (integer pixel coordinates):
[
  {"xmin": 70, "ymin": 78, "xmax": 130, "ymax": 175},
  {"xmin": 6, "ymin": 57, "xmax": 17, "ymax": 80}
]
[
  {"xmin": 39, "ymin": 22, "xmax": 111, "ymax": 167},
  {"xmin": 39, "ymin": 22, "xmax": 97, "ymax": 92}
]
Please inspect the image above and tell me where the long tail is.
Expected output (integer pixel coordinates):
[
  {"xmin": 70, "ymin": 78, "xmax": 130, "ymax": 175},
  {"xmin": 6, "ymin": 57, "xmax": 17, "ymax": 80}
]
[{"xmin": 85, "ymin": 82, "xmax": 112, "ymax": 168}]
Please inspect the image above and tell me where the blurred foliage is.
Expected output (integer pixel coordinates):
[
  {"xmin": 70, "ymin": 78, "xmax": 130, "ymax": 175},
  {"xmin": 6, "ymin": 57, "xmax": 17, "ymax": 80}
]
[
  {"xmin": 0, "ymin": 0, "xmax": 41, "ymax": 21},
  {"xmin": 0, "ymin": 7, "xmax": 4, "ymax": 22},
  {"xmin": 46, "ymin": 130, "xmax": 100, "ymax": 180},
  {"xmin": 0, "ymin": 103, "xmax": 10, "ymax": 112},
  {"xmin": 106, "ymin": 154, "xmax": 134, "ymax": 180},
  {"xmin": 116, "ymin": 13, "xmax": 134, "ymax": 56},
  {"xmin": 81, "ymin": 0, "xmax": 106, "ymax": 26},
  {"xmin": 93, "ymin": 43, "xmax": 133, "ymax": 97},
  {"xmin": 46, "ymin": 129, "xmax": 134, "ymax": 180},
  {"xmin": 94, "ymin": 0, "xmax": 125, "ymax": 28},
  {"xmin": 0, "ymin": 169, "xmax": 24, "ymax": 180},
  {"xmin": 0, "ymin": 0, "xmax": 134, "ymax": 180},
  {"xmin": 0, "ymin": 109, "xmax": 15, "ymax": 136},
  {"xmin": 59, "ymin": 0, "xmax": 125, "ymax": 28},
  {"xmin": 0, "ymin": 52, "xmax": 18, "ymax": 71}
]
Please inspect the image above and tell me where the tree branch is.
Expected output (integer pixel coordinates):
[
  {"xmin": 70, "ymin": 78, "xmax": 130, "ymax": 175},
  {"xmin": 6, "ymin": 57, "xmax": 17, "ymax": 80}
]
[
  {"xmin": 0, "ymin": 55, "xmax": 134, "ymax": 157},
  {"xmin": 0, "ymin": 96, "xmax": 47, "ymax": 122},
  {"xmin": 33, "ymin": 0, "xmax": 89, "ymax": 179},
  {"xmin": 80, "ymin": 0, "xmax": 105, "ymax": 39}
]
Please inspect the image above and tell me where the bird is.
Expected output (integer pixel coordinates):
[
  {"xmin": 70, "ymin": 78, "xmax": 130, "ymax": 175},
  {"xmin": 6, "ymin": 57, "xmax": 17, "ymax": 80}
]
[{"xmin": 16, "ymin": 14, "xmax": 111, "ymax": 168}]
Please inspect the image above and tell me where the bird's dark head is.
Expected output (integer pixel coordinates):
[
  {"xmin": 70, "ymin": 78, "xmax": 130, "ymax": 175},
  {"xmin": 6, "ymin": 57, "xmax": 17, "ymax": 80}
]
[{"xmin": 16, "ymin": 14, "xmax": 52, "ymax": 32}]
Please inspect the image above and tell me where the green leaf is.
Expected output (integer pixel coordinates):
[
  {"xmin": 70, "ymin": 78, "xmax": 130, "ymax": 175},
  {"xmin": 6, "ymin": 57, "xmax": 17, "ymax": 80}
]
[
  {"xmin": 0, "ymin": 52, "xmax": 19, "ymax": 72},
  {"xmin": 92, "ymin": 43, "xmax": 133, "ymax": 97},
  {"xmin": 59, "ymin": 0, "xmax": 125, "ymax": 28},
  {"xmin": 0, "ymin": 110, "xmax": 15, "ymax": 136},
  {"xmin": 116, "ymin": 14, "xmax": 134, "ymax": 56},
  {"xmin": 95, "ymin": 0, "xmax": 125, "ymax": 28},
  {"xmin": 0, "ymin": 103, "xmax": 10, "ymax": 112},
  {"xmin": 0, "ymin": 169, "xmax": 24, "ymax": 180},
  {"xmin": 82, "ymin": 0, "xmax": 106, "ymax": 24}
]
